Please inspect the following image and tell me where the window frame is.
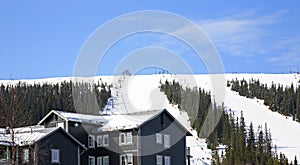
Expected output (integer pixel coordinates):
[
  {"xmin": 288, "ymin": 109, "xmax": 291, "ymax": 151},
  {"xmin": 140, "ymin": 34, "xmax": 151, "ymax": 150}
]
[
  {"xmin": 164, "ymin": 134, "xmax": 170, "ymax": 148},
  {"xmin": 51, "ymin": 149, "xmax": 60, "ymax": 164},
  {"xmin": 103, "ymin": 156, "xmax": 109, "ymax": 165},
  {"xmin": 23, "ymin": 148, "xmax": 29, "ymax": 163},
  {"xmin": 126, "ymin": 132, "xmax": 132, "ymax": 144},
  {"xmin": 89, "ymin": 156, "xmax": 95, "ymax": 165},
  {"xmin": 156, "ymin": 133, "xmax": 162, "ymax": 144},
  {"xmin": 119, "ymin": 132, "xmax": 133, "ymax": 145},
  {"xmin": 97, "ymin": 157, "xmax": 103, "ymax": 165},
  {"xmin": 103, "ymin": 134, "xmax": 109, "ymax": 146},
  {"xmin": 119, "ymin": 133, "xmax": 126, "ymax": 145},
  {"xmin": 165, "ymin": 156, "xmax": 171, "ymax": 165},
  {"xmin": 127, "ymin": 154, "xmax": 133, "ymax": 165},
  {"xmin": 120, "ymin": 153, "xmax": 133, "ymax": 165},
  {"xmin": 88, "ymin": 135, "xmax": 95, "ymax": 148},
  {"xmin": 156, "ymin": 155, "xmax": 163, "ymax": 165},
  {"xmin": 97, "ymin": 135, "xmax": 103, "ymax": 147}
]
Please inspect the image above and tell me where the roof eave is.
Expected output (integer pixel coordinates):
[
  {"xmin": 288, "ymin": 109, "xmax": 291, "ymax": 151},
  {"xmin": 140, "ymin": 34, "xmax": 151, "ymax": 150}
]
[{"xmin": 37, "ymin": 110, "xmax": 68, "ymax": 125}]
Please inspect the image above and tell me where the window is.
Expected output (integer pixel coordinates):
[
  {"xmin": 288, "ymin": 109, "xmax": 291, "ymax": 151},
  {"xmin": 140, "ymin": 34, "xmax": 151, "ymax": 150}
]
[
  {"xmin": 97, "ymin": 135, "xmax": 103, "ymax": 147},
  {"xmin": 103, "ymin": 156, "xmax": 109, "ymax": 165},
  {"xmin": 119, "ymin": 132, "xmax": 132, "ymax": 145},
  {"xmin": 120, "ymin": 154, "xmax": 133, "ymax": 165},
  {"xmin": 97, "ymin": 156, "xmax": 109, "ymax": 165},
  {"xmin": 165, "ymin": 156, "xmax": 171, "ymax": 165},
  {"xmin": 23, "ymin": 148, "xmax": 29, "ymax": 163},
  {"xmin": 120, "ymin": 133, "xmax": 125, "ymax": 145},
  {"xmin": 126, "ymin": 132, "xmax": 132, "ymax": 144},
  {"xmin": 156, "ymin": 133, "xmax": 162, "ymax": 144},
  {"xmin": 89, "ymin": 156, "xmax": 95, "ymax": 165},
  {"xmin": 103, "ymin": 135, "xmax": 109, "ymax": 146},
  {"xmin": 156, "ymin": 155, "xmax": 162, "ymax": 165},
  {"xmin": 51, "ymin": 149, "xmax": 60, "ymax": 163},
  {"xmin": 88, "ymin": 135, "xmax": 95, "ymax": 148},
  {"xmin": 97, "ymin": 135, "xmax": 109, "ymax": 147},
  {"xmin": 164, "ymin": 134, "xmax": 170, "ymax": 148},
  {"xmin": 97, "ymin": 157, "xmax": 102, "ymax": 165}
]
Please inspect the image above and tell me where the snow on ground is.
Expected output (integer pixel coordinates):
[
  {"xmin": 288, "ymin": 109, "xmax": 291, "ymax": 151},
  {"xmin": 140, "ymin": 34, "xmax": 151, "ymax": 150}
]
[
  {"xmin": 1, "ymin": 73, "xmax": 300, "ymax": 163},
  {"xmin": 112, "ymin": 74, "xmax": 300, "ymax": 162},
  {"xmin": 186, "ymin": 131, "xmax": 212, "ymax": 165},
  {"xmin": 224, "ymin": 88, "xmax": 300, "ymax": 160},
  {"xmin": 109, "ymin": 74, "xmax": 212, "ymax": 165}
]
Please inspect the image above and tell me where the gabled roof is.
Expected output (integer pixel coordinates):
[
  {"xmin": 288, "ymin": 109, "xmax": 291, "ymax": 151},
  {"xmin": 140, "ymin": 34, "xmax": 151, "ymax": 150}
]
[
  {"xmin": 38, "ymin": 110, "xmax": 108, "ymax": 125},
  {"xmin": 0, "ymin": 125, "xmax": 86, "ymax": 150},
  {"xmin": 140, "ymin": 109, "xmax": 193, "ymax": 136},
  {"xmin": 37, "ymin": 127, "xmax": 87, "ymax": 150},
  {"xmin": 38, "ymin": 109, "xmax": 192, "ymax": 136},
  {"xmin": 92, "ymin": 109, "xmax": 192, "ymax": 136},
  {"xmin": 95, "ymin": 110, "xmax": 162, "ymax": 132},
  {"xmin": 0, "ymin": 125, "xmax": 55, "ymax": 146}
]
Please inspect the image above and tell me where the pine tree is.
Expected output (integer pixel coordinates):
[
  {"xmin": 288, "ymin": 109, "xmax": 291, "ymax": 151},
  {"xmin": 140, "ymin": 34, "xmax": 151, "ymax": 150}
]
[
  {"xmin": 237, "ymin": 111, "xmax": 246, "ymax": 163},
  {"xmin": 247, "ymin": 122, "xmax": 256, "ymax": 164},
  {"xmin": 257, "ymin": 129, "xmax": 264, "ymax": 164}
]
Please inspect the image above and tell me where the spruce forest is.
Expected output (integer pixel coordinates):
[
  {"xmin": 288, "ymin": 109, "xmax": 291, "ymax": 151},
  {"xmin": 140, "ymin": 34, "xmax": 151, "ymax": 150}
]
[
  {"xmin": 228, "ymin": 79, "xmax": 300, "ymax": 122},
  {"xmin": 160, "ymin": 80, "xmax": 297, "ymax": 165},
  {"xmin": 0, "ymin": 80, "xmax": 111, "ymax": 128}
]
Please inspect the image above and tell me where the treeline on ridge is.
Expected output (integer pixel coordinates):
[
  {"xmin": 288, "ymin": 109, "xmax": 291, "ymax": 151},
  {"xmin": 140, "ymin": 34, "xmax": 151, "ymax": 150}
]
[
  {"xmin": 0, "ymin": 80, "xmax": 111, "ymax": 127},
  {"xmin": 228, "ymin": 78, "xmax": 300, "ymax": 122}
]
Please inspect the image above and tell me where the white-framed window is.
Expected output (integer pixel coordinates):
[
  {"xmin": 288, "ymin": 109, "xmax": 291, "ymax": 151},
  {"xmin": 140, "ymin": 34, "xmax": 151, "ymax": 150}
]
[
  {"xmin": 120, "ymin": 133, "xmax": 126, "ymax": 145},
  {"xmin": 156, "ymin": 133, "xmax": 162, "ymax": 144},
  {"xmin": 103, "ymin": 135, "xmax": 109, "ymax": 146},
  {"xmin": 97, "ymin": 157, "xmax": 103, "ymax": 165},
  {"xmin": 103, "ymin": 156, "xmax": 109, "ymax": 165},
  {"xmin": 165, "ymin": 156, "xmax": 171, "ymax": 165},
  {"xmin": 120, "ymin": 153, "xmax": 133, "ymax": 165},
  {"xmin": 97, "ymin": 135, "xmax": 103, "ymax": 147},
  {"xmin": 88, "ymin": 135, "xmax": 95, "ymax": 148},
  {"xmin": 164, "ymin": 134, "xmax": 170, "ymax": 148},
  {"xmin": 126, "ymin": 132, "xmax": 132, "ymax": 144},
  {"xmin": 156, "ymin": 155, "xmax": 163, "ymax": 165},
  {"xmin": 97, "ymin": 156, "xmax": 109, "ymax": 165},
  {"xmin": 51, "ymin": 149, "xmax": 60, "ymax": 163},
  {"xmin": 119, "ymin": 132, "xmax": 133, "ymax": 145},
  {"xmin": 89, "ymin": 156, "xmax": 95, "ymax": 165},
  {"xmin": 97, "ymin": 135, "xmax": 109, "ymax": 147},
  {"xmin": 23, "ymin": 148, "xmax": 29, "ymax": 163}
]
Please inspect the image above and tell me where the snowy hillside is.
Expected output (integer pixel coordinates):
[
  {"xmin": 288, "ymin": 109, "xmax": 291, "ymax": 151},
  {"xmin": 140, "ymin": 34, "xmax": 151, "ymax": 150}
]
[
  {"xmin": 108, "ymin": 74, "xmax": 300, "ymax": 163},
  {"xmin": 1, "ymin": 73, "xmax": 300, "ymax": 164}
]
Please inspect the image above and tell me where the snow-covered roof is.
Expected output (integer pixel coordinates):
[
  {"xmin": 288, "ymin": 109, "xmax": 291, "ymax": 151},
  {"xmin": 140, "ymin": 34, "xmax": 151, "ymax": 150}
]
[
  {"xmin": 39, "ymin": 109, "xmax": 191, "ymax": 133},
  {"xmin": 96, "ymin": 110, "xmax": 163, "ymax": 132},
  {"xmin": 0, "ymin": 125, "xmax": 57, "ymax": 146},
  {"xmin": 0, "ymin": 125, "xmax": 86, "ymax": 149},
  {"xmin": 38, "ymin": 110, "xmax": 108, "ymax": 125}
]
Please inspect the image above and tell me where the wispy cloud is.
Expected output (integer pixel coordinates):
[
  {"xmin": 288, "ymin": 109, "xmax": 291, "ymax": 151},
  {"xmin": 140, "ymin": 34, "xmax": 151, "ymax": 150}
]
[
  {"xmin": 194, "ymin": 9, "xmax": 300, "ymax": 69},
  {"xmin": 117, "ymin": 10, "xmax": 300, "ymax": 70},
  {"xmin": 268, "ymin": 37, "xmax": 300, "ymax": 66},
  {"xmin": 198, "ymin": 10, "xmax": 286, "ymax": 57}
]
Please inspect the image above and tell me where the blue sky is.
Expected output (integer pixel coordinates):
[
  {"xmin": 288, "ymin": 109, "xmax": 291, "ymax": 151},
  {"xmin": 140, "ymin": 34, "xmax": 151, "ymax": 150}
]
[{"xmin": 1, "ymin": 1, "xmax": 300, "ymax": 79}]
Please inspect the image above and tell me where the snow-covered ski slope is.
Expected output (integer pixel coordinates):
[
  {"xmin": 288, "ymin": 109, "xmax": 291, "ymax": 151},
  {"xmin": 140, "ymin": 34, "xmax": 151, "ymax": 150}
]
[
  {"xmin": 224, "ymin": 74, "xmax": 300, "ymax": 161},
  {"xmin": 1, "ymin": 73, "xmax": 300, "ymax": 163}
]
